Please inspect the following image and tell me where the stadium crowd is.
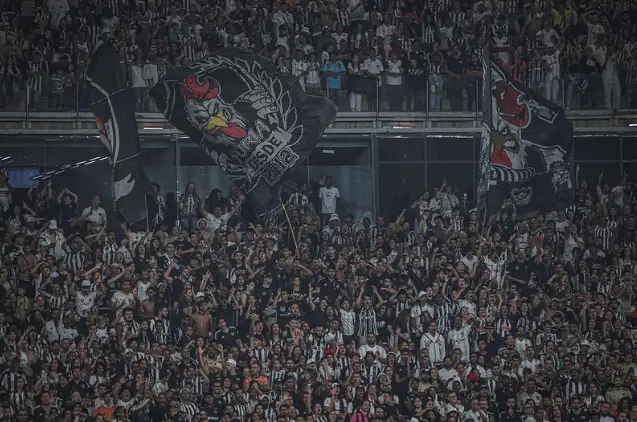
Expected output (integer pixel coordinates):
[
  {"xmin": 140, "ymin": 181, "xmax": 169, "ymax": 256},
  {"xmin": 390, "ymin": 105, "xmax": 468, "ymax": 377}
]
[
  {"xmin": 2, "ymin": 158, "xmax": 637, "ymax": 422},
  {"xmin": 1, "ymin": 0, "xmax": 637, "ymax": 113}
]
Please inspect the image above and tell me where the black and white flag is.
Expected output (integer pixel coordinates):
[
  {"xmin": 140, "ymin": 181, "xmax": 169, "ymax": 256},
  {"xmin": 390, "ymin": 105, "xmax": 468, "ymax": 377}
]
[
  {"xmin": 477, "ymin": 60, "xmax": 574, "ymax": 220},
  {"xmin": 149, "ymin": 49, "xmax": 337, "ymax": 216},
  {"xmin": 87, "ymin": 41, "xmax": 150, "ymax": 224}
]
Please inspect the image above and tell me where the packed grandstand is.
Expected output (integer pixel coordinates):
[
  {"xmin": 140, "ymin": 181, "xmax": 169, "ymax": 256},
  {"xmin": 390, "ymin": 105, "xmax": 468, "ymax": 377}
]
[{"xmin": 0, "ymin": 0, "xmax": 636, "ymax": 421}]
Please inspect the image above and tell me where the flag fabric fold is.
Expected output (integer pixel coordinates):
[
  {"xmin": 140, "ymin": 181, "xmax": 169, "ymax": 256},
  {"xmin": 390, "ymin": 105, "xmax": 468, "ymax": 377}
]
[
  {"xmin": 87, "ymin": 42, "xmax": 151, "ymax": 225},
  {"xmin": 149, "ymin": 50, "xmax": 337, "ymax": 216},
  {"xmin": 477, "ymin": 60, "xmax": 574, "ymax": 221}
]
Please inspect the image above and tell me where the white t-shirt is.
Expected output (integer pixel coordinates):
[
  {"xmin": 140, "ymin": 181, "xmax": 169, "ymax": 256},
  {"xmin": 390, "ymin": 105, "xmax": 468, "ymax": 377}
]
[
  {"xmin": 363, "ymin": 58, "xmax": 384, "ymax": 85},
  {"xmin": 319, "ymin": 186, "xmax": 340, "ymax": 214},
  {"xmin": 76, "ymin": 291, "xmax": 97, "ymax": 317},
  {"xmin": 386, "ymin": 60, "xmax": 402, "ymax": 85},
  {"xmin": 82, "ymin": 206, "xmax": 107, "ymax": 228},
  {"xmin": 205, "ymin": 212, "xmax": 231, "ymax": 233}
]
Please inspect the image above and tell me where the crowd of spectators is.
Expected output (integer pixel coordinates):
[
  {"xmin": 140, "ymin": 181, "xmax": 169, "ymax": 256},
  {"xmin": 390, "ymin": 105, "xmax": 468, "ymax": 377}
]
[
  {"xmin": 2, "ymin": 0, "xmax": 637, "ymax": 113},
  {"xmin": 3, "ymin": 157, "xmax": 637, "ymax": 422}
]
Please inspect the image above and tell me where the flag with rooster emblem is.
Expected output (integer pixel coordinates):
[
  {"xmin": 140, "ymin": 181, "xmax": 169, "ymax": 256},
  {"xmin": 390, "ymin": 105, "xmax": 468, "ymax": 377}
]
[
  {"xmin": 477, "ymin": 60, "xmax": 573, "ymax": 221},
  {"xmin": 87, "ymin": 41, "xmax": 151, "ymax": 224},
  {"xmin": 150, "ymin": 50, "xmax": 337, "ymax": 216}
]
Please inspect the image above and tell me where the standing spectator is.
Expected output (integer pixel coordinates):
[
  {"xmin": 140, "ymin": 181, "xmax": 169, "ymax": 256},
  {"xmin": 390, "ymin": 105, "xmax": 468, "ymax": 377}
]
[
  {"xmin": 444, "ymin": 43, "xmax": 468, "ymax": 111},
  {"xmin": 428, "ymin": 52, "xmax": 443, "ymax": 112},
  {"xmin": 602, "ymin": 44, "xmax": 621, "ymax": 110},
  {"xmin": 363, "ymin": 50, "xmax": 384, "ymax": 112},
  {"xmin": 347, "ymin": 53, "xmax": 366, "ymax": 112},
  {"xmin": 322, "ymin": 52, "xmax": 346, "ymax": 109},
  {"xmin": 290, "ymin": 49, "xmax": 308, "ymax": 89},
  {"xmin": 406, "ymin": 57, "xmax": 426, "ymax": 112},
  {"xmin": 82, "ymin": 195, "xmax": 107, "ymax": 230},
  {"xmin": 319, "ymin": 175, "xmax": 340, "ymax": 227},
  {"xmin": 542, "ymin": 42, "xmax": 561, "ymax": 103},
  {"xmin": 49, "ymin": 64, "xmax": 64, "ymax": 111},
  {"xmin": 624, "ymin": 48, "xmax": 637, "ymax": 108},
  {"xmin": 385, "ymin": 52, "xmax": 403, "ymax": 111},
  {"xmin": 305, "ymin": 52, "xmax": 322, "ymax": 95},
  {"xmin": 27, "ymin": 50, "xmax": 48, "ymax": 111}
]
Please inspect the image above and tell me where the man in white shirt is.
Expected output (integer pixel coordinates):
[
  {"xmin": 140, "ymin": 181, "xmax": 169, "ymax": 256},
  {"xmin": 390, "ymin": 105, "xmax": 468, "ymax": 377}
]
[
  {"xmin": 447, "ymin": 318, "xmax": 472, "ymax": 362},
  {"xmin": 319, "ymin": 175, "xmax": 340, "ymax": 226},
  {"xmin": 82, "ymin": 196, "xmax": 107, "ymax": 229},
  {"xmin": 439, "ymin": 356, "xmax": 459, "ymax": 384},
  {"xmin": 542, "ymin": 42, "xmax": 561, "ymax": 102},
  {"xmin": 385, "ymin": 52, "xmax": 403, "ymax": 111},
  {"xmin": 39, "ymin": 220, "xmax": 66, "ymax": 260},
  {"xmin": 363, "ymin": 51, "xmax": 384, "ymax": 110},
  {"xmin": 200, "ymin": 193, "xmax": 242, "ymax": 234},
  {"xmin": 376, "ymin": 15, "xmax": 395, "ymax": 40},
  {"xmin": 420, "ymin": 321, "xmax": 446, "ymax": 365},
  {"xmin": 520, "ymin": 346, "xmax": 541, "ymax": 374},
  {"xmin": 76, "ymin": 279, "xmax": 99, "ymax": 318}
]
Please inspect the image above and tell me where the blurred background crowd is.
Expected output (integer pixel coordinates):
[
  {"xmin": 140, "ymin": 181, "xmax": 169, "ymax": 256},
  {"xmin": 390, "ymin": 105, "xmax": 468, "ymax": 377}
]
[{"xmin": 2, "ymin": 0, "xmax": 636, "ymax": 113}]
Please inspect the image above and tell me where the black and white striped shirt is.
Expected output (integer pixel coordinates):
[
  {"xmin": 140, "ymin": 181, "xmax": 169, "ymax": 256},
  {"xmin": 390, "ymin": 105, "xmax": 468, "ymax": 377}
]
[
  {"xmin": 626, "ymin": 58, "xmax": 637, "ymax": 85},
  {"xmin": 99, "ymin": 0, "xmax": 119, "ymax": 15},
  {"xmin": 422, "ymin": 25, "xmax": 436, "ymax": 44},
  {"xmin": 495, "ymin": 317, "xmax": 513, "ymax": 339},
  {"xmin": 28, "ymin": 60, "xmax": 48, "ymax": 91},
  {"xmin": 361, "ymin": 362, "xmax": 382, "ymax": 382},
  {"xmin": 46, "ymin": 293, "xmax": 66, "ymax": 310},
  {"xmin": 306, "ymin": 334, "xmax": 327, "ymax": 361},
  {"xmin": 0, "ymin": 370, "xmax": 26, "ymax": 394},
  {"xmin": 593, "ymin": 225, "xmax": 613, "ymax": 251},
  {"xmin": 182, "ymin": 375, "xmax": 205, "ymax": 398},
  {"xmin": 428, "ymin": 63, "xmax": 441, "ymax": 76},
  {"xmin": 436, "ymin": 302, "xmax": 455, "ymax": 333},
  {"xmin": 101, "ymin": 242, "xmax": 118, "ymax": 267},
  {"xmin": 565, "ymin": 379, "xmax": 585, "ymax": 399},
  {"xmin": 448, "ymin": 11, "xmax": 466, "ymax": 27},
  {"xmin": 179, "ymin": 401, "xmax": 199, "ymax": 418},
  {"xmin": 504, "ymin": 0, "xmax": 519, "ymax": 15},
  {"xmin": 150, "ymin": 318, "xmax": 170, "ymax": 344},
  {"xmin": 65, "ymin": 250, "xmax": 86, "ymax": 273},
  {"xmin": 248, "ymin": 347, "xmax": 270, "ymax": 371},
  {"xmin": 357, "ymin": 307, "xmax": 378, "ymax": 336}
]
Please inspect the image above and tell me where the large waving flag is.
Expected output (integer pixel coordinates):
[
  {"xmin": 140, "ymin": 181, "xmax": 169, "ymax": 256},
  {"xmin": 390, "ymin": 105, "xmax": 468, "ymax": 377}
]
[
  {"xmin": 150, "ymin": 50, "xmax": 337, "ymax": 216},
  {"xmin": 477, "ymin": 60, "xmax": 574, "ymax": 221},
  {"xmin": 86, "ymin": 42, "xmax": 151, "ymax": 224}
]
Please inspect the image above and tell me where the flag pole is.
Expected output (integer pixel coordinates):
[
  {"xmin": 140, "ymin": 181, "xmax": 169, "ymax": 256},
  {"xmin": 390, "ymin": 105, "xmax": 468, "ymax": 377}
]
[
  {"xmin": 279, "ymin": 198, "xmax": 300, "ymax": 256},
  {"xmin": 477, "ymin": 35, "xmax": 492, "ymax": 225}
]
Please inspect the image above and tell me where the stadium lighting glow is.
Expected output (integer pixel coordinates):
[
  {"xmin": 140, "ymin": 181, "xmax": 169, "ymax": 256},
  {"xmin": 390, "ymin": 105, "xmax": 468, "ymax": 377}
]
[{"xmin": 31, "ymin": 157, "xmax": 108, "ymax": 180}]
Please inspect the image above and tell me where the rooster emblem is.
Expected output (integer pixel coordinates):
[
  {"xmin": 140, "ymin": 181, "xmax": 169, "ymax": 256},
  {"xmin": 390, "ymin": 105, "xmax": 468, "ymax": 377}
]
[
  {"xmin": 181, "ymin": 75, "xmax": 248, "ymax": 146},
  {"xmin": 492, "ymin": 79, "xmax": 530, "ymax": 129}
]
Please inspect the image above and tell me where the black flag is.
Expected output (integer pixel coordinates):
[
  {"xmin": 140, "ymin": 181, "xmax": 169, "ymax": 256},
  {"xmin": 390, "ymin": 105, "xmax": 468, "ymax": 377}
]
[
  {"xmin": 87, "ymin": 42, "xmax": 150, "ymax": 224},
  {"xmin": 477, "ymin": 61, "xmax": 574, "ymax": 220},
  {"xmin": 149, "ymin": 50, "xmax": 337, "ymax": 215}
]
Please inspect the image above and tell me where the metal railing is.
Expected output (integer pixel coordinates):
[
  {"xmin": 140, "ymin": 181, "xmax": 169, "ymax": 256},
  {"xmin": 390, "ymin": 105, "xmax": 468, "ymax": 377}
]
[{"xmin": 2, "ymin": 67, "xmax": 636, "ymax": 128}]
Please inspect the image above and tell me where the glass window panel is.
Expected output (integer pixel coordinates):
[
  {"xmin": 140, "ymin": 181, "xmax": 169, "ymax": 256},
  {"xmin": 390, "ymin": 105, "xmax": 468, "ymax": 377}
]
[
  {"xmin": 573, "ymin": 136, "xmax": 619, "ymax": 161},
  {"xmin": 309, "ymin": 147, "xmax": 370, "ymax": 166},
  {"xmin": 179, "ymin": 146, "xmax": 216, "ymax": 166},
  {"xmin": 308, "ymin": 165, "xmax": 373, "ymax": 220},
  {"xmin": 574, "ymin": 163, "xmax": 621, "ymax": 190},
  {"xmin": 378, "ymin": 163, "xmax": 425, "ymax": 218},
  {"xmin": 378, "ymin": 136, "xmax": 425, "ymax": 162},
  {"xmin": 426, "ymin": 163, "xmax": 476, "ymax": 203},
  {"xmin": 427, "ymin": 136, "xmax": 474, "ymax": 161},
  {"xmin": 622, "ymin": 136, "xmax": 637, "ymax": 160}
]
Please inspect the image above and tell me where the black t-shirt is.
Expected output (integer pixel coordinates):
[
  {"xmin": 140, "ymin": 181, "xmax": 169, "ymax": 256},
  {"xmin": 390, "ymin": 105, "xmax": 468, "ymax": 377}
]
[
  {"xmin": 509, "ymin": 258, "xmax": 531, "ymax": 281},
  {"xmin": 214, "ymin": 327, "xmax": 239, "ymax": 348},
  {"xmin": 567, "ymin": 411, "xmax": 591, "ymax": 422},
  {"xmin": 445, "ymin": 53, "xmax": 466, "ymax": 75}
]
